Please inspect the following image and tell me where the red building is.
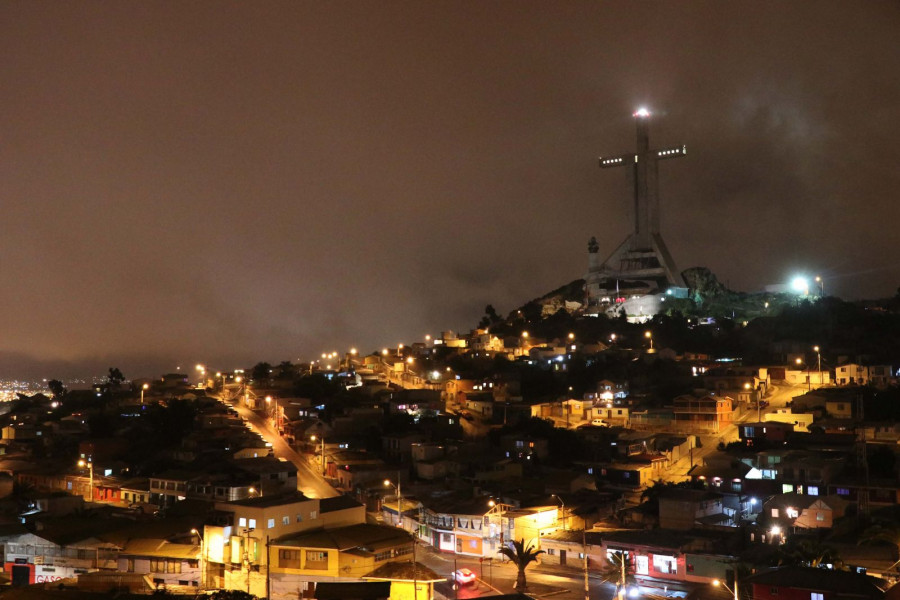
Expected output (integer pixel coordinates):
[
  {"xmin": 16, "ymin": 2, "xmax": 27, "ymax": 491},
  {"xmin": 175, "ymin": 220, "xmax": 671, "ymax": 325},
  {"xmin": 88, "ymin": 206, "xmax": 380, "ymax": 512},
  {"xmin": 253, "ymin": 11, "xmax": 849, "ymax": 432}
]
[{"xmin": 745, "ymin": 567, "xmax": 884, "ymax": 600}]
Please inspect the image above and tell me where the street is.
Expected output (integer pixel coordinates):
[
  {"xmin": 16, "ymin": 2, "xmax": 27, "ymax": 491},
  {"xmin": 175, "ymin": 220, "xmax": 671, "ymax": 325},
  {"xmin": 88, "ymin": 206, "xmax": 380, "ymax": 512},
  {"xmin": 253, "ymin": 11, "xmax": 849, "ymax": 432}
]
[{"xmin": 221, "ymin": 393, "xmax": 339, "ymax": 498}]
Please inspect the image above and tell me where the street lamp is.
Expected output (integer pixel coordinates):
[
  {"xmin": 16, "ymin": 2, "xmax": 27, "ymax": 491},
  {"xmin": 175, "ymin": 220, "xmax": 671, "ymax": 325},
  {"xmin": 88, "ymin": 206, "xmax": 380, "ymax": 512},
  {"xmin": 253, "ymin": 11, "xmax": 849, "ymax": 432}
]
[
  {"xmin": 796, "ymin": 357, "xmax": 810, "ymax": 391},
  {"xmin": 713, "ymin": 576, "xmax": 739, "ymax": 600},
  {"xmin": 815, "ymin": 275, "xmax": 824, "ymax": 297},
  {"xmin": 310, "ymin": 435, "xmax": 326, "ymax": 476},
  {"xmin": 551, "ymin": 494, "xmax": 566, "ymax": 531},
  {"xmin": 384, "ymin": 476, "xmax": 402, "ymax": 528},
  {"xmin": 77, "ymin": 459, "xmax": 93, "ymax": 501},
  {"xmin": 813, "ymin": 345, "xmax": 822, "ymax": 387},
  {"xmin": 140, "ymin": 383, "xmax": 149, "ymax": 407},
  {"xmin": 645, "ymin": 330, "xmax": 653, "ymax": 350}
]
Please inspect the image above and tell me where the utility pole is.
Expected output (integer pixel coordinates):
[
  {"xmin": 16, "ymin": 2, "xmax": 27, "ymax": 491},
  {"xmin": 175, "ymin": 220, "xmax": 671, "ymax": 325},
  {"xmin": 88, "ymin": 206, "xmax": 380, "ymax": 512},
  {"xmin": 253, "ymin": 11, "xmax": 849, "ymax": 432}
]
[
  {"xmin": 265, "ymin": 535, "xmax": 270, "ymax": 600},
  {"xmin": 583, "ymin": 529, "xmax": 589, "ymax": 600}
]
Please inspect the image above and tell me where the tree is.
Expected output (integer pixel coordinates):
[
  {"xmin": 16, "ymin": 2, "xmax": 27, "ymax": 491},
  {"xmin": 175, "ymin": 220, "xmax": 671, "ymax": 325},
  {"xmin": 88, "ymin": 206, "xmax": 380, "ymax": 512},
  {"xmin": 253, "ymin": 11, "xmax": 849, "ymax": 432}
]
[
  {"xmin": 498, "ymin": 539, "xmax": 544, "ymax": 590},
  {"xmin": 251, "ymin": 362, "xmax": 272, "ymax": 384},
  {"xmin": 106, "ymin": 367, "xmax": 125, "ymax": 391},
  {"xmin": 47, "ymin": 379, "xmax": 67, "ymax": 400},
  {"xmin": 778, "ymin": 538, "xmax": 841, "ymax": 569},
  {"xmin": 276, "ymin": 361, "xmax": 296, "ymax": 380},
  {"xmin": 479, "ymin": 304, "xmax": 503, "ymax": 328}
]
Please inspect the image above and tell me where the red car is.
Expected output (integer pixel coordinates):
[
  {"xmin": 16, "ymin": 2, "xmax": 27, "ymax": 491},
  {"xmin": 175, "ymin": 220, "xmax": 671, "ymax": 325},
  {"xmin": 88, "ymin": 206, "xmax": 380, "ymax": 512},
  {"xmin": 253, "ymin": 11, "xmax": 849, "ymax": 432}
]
[{"xmin": 452, "ymin": 568, "xmax": 477, "ymax": 585}]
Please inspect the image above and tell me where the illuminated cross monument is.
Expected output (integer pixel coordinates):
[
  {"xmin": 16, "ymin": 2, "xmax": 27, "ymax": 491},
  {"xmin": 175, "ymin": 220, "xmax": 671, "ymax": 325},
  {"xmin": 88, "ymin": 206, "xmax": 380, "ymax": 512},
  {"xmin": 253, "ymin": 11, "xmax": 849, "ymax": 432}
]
[{"xmin": 585, "ymin": 108, "xmax": 686, "ymax": 309}]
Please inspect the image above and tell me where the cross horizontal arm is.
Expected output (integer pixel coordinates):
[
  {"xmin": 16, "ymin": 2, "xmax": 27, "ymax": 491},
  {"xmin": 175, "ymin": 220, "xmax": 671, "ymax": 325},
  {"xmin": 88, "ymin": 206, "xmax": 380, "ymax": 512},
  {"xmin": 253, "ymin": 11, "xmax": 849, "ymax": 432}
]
[
  {"xmin": 599, "ymin": 154, "xmax": 635, "ymax": 169},
  {"xmin": 654, "ymin": 145, "xmax": 687, "ymax": 160}
]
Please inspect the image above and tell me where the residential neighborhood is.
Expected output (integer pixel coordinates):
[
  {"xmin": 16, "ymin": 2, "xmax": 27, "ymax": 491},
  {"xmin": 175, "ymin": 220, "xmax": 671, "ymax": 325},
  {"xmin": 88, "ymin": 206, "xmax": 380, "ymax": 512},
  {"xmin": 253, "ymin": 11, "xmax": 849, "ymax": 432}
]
[{"xmin": 1, "ymin": 295, "xmax": 899, "ymax": 600}]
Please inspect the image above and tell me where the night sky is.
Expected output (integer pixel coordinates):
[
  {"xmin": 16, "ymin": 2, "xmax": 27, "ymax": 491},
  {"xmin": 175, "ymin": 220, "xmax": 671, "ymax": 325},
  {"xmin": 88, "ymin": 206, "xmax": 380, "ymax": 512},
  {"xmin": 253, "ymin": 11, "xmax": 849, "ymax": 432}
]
[{"xmin": 2, "ymin": 2, "xmax": 899, "ymax": 378}]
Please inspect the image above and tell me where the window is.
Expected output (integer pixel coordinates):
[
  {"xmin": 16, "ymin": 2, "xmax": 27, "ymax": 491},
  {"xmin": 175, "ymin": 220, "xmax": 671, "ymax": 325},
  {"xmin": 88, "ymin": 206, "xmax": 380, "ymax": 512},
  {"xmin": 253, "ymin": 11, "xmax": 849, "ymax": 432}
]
[
  {"xmin": 150, "ymin": 559, "xmax": 181, "ymax": 574},
  {"xmin": 282, "ymin": 516, "xmax": 290, "ymax": 526},
  {"xmin": 836, "ymin": 488, "xmax": 850, "ymax": 496},
  {"xmin": 310, "ymin": 511, "xmax": 317, "ymax": 520},
  {"xmin": 786, "ymin": 508, "xmax": 799, "ymax": 519},
  {"xmin": 547, "ymin": 549, "xmax": 555, "ymax": 555},
  {"xmin": 248, "ymin": 519, "xmax": 256, "ymax": 529},
  {"xmin": 296, "ymin": 514, "xmax": 303, "ymax": 523},
  {"xmin": 279, "ymin": 549, "xmax": 301, "ymax": 568},
  {"xmin": 635, "ymin": 555, "xmax": 649, "ymax": 576},
  {"xmin": 267, "ymin": 519, "xmax": 275, "ymax": 529},
  {"xmin": 808, "ymin": 486, "xmax": 819, "ymax": 496},
  {"xmin": 811, "ymin": 594, "xmax": 823, "ymax": 600},
  {"xmin": 771, "ymin": 509, "xmax": 779, "ymax": 518},
  {"xmin": 306, "ymin": 551, "xmax": 328, "ymax": 570},
  {"xmin": 126, "ymin": 559, "xmax": 134, "ymax": 573},
  {"xmin": 816, "ymin": 513, "xmax": 825, "ymax": 522}
]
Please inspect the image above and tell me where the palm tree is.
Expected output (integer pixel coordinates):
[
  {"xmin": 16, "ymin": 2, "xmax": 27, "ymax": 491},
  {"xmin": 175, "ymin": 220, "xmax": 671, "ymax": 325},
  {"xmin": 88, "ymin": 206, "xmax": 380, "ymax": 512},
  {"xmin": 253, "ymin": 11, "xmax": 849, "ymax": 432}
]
[
  {"xmin": 499, "ymin": 539, "xmax": 544, "ymax": 591},
  {"xmin": 597, "ymin": 551, "xmax": 635, "ymax": 600}
]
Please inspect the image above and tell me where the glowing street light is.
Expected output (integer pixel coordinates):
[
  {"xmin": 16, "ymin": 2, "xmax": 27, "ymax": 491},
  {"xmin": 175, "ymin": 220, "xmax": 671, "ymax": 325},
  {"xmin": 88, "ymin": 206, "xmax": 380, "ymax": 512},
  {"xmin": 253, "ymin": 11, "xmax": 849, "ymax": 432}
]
[
  {"xmin": 713, "ymin": 577, "xmax": 738, "ymax": 600},
  {"xmin": 384, "ymin": 477, "xmax": 402, "ymax": 528},
  {"xmin": 633, "ymin": 107, "xmax": 651, "ymax": 118},
  {"xmin": 140, "ymin": 383, "xmax": 149, "ymax": 406},
  {"xmin": 791, "ymin": 276, "xmax": 809, "ymax": 295},
  {"xmin": 310, "ymin": 435, "xmax": 326, "ymax": 476},
  {"xmin": 645, "ymin": 330, "xmax": 653, "ymax": 350},
  {"xmin": 77, "ymin": 459, "xmax": 93, "ymax": 501}
]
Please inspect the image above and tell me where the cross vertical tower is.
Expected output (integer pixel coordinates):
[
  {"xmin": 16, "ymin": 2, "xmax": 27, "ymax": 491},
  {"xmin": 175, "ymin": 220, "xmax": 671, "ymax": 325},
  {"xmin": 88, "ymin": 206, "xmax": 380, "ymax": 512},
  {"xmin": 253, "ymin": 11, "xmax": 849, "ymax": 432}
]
[{"xmin": 586, "ymin": 109, "xmax": 686, "ymax": 307}]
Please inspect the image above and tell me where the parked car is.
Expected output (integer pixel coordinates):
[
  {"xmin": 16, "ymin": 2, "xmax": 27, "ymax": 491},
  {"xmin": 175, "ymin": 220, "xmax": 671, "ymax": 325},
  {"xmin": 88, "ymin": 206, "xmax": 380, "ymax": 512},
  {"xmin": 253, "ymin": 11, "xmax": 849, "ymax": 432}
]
[
  {"xmin": 452, "ymin": 568, "xmax": 477, "ymax": 585},
  {"xmin": 591, "ymin": 418, "xmax": 610, "ymax": 427}
]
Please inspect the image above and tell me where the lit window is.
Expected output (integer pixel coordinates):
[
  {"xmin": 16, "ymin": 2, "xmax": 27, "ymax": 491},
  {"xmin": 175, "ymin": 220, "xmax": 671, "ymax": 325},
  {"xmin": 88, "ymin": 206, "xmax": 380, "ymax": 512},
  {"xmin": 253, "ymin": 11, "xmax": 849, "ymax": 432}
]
[
  {"xmin": 239, "ymin": 518, "xmax": 247, "ymax": 528},
  {"xmin": 771, "ymin": 509, "xmax": 779, "ymax": 518},
  {"xmin": 811, "ymin": 594, "xmax": 823, "ymax": 600},
  {"xmin": 267, "ymin": 519, "xmax": 275, "ymax": 529}
]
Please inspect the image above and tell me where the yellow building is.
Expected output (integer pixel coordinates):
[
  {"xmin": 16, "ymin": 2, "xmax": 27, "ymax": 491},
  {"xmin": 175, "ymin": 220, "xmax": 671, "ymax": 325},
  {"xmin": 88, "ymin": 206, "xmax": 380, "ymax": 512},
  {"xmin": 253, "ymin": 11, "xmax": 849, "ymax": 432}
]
[
  {"xmin": 267, "ymin": 524, "xmax": 416, "ymax": 600},
  {"xmin": 363, "ymin": 561, "xmax": 444, "ymax": 600}
]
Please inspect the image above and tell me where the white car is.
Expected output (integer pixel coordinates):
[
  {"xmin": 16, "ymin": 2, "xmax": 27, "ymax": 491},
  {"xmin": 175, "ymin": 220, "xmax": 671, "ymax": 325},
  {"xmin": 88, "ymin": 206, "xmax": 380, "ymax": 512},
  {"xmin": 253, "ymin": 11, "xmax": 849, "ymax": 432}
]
[
  {"xmin": 591, "ymin": 418, "xmax": 610, "ymax": 427},
  {"xmin": 452, "ymin": 568, "xmax": 477, "ymax": 585}
]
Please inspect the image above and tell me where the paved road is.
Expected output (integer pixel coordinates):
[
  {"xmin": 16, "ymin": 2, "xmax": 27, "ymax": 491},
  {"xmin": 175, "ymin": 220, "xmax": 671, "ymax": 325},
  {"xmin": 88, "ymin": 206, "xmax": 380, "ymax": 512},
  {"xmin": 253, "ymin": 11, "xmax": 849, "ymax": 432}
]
[
  {"xmin": 221, "ymin": 394, "xmax": 338, "ymax": 498},
  {"xmin": 419, "ymin": 543, "xmax": 698, "ymax": 600}
]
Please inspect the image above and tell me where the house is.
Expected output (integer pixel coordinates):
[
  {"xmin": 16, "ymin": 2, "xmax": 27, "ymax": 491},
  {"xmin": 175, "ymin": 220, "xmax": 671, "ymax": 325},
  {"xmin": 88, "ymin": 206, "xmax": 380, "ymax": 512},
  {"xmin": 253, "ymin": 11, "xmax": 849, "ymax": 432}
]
[
  {"xmin": 0, "ymin": 524, "xmax": 120, "ymax": 585},
  {"xmin": 595, "ymin": 461, "xmax": 656, "ymax": 490},
  {"xmin": 658, "ymin": 489, "xmax": 736, "ymax": 530},
  {"xmin": 500, "ymin": 435, "xmax": 549, "ymax": 461},
  {"xmin": 760, "ymin": 493, "xmax": 846, "ymax": 531},
  {"xmin": 540, "ymin": 530, "xmax": 605, "ymax": 568},
  {"xmin": 268, "ymin": 524, "xmax": 416, "ymax": 600},
  {"xmin": 672, "ymin": 394, "xmax": 734, "ymax": 432},
  {"xmin": 743, "ymin": 566, "xmax": 885, "ymax": 600},
  {"xmin": 362, "ymin": 560, "xmax": 444, "ymax": 600},
  {"xmin": 738, "ymin": 421, "xmax": 794, "ymax": 447},
  {"xmin": 209, "ymin": 492, "xmax": 366, "ymax": 596},
  {"xmin": 116, "ymin": 539, "xmax": 201, "ymax": 589},
  {"xmin": 835, "ymin": 364, "xmax": 894, "ymax": 387},
  {"xmin": 464, "ymin": 393, "xmax": 494, "ymax": 418},
  {"xmin": 596, "ymin": 379, "xmax": 630, "ymax": 400},
  {"xmin": 416, "ymin": 495, "xmax": 493, "ymax": 556},
  {"xmin": 764, "ymin": 409, "xmax": 815, "ymax": 433}
]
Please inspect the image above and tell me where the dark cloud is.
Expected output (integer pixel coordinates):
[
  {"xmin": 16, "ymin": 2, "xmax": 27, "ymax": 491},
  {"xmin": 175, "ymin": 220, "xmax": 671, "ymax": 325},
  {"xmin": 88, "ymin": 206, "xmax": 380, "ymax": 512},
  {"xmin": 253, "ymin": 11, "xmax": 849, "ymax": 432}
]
[{"xmin": 1, "ymin": 2, "xmax": 899, "ymax": 377}]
